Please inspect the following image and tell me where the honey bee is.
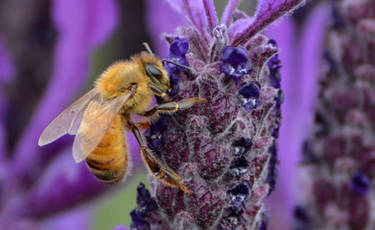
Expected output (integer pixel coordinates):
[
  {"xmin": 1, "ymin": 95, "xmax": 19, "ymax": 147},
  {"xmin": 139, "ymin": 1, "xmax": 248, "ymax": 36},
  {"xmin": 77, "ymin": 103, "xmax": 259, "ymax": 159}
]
[{"xmin": 38, "ymin": 44, "xmax": 205, "ymax": 194}]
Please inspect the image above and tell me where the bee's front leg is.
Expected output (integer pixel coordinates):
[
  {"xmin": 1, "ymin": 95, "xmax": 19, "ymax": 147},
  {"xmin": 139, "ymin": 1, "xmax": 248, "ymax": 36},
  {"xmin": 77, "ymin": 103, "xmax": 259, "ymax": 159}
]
[
  {"xmin": 126, "ymin": 118, "xmax": 191, "ymax": 194},
  {"xmin": 141, "ymin": 97, "xmax": 206, "ymax": 117}
]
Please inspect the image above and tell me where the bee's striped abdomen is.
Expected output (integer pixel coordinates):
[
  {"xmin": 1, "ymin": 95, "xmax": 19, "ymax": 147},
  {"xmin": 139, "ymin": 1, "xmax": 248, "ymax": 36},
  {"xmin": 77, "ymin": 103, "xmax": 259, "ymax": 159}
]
[{"xmin": 86, "ymin": 115, "xmax": 129, "ymax": 183}]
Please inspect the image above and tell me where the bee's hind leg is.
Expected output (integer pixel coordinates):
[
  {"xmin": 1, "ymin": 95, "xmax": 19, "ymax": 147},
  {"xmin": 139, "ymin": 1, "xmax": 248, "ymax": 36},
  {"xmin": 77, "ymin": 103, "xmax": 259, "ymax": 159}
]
[{"xmin": 126, "ymin": 118, "xmax": 191, "ymax": 194}]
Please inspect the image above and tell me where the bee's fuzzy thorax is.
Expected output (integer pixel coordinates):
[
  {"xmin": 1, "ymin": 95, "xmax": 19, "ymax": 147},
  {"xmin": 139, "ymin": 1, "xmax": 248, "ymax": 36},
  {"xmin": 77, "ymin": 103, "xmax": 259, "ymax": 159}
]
[
  {"xmin": 95, "ymin": 61, "xmax": 133, "ymax": 99},
  {"xmin": 95, "ymin": 59, "xmax": 154, "ymax": 114}
]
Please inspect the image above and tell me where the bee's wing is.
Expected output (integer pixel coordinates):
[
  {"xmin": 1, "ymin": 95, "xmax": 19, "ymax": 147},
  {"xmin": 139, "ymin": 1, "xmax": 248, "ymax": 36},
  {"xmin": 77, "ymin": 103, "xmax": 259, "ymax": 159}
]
[
  {"xmin": 72, "ymin": 90, "xmax": 134, "ymax": 163},
  {"xmin": 38, "ymin": 88, "xmax": 98, "ymax": 146}
]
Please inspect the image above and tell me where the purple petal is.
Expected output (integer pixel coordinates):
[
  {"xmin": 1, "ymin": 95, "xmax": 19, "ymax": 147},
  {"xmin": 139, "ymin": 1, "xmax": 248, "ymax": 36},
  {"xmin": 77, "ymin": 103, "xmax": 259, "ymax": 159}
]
[
  {"xmin": 202, "ymin": 0, "xmax": 218, "ymax": 34},
  {"xmin": 0, "ymin": 220, "xmax": 38, "ymax": 230},
  {"xmin": 112, "ymin": 225, "xmax": 130, "ymax": 230},
  {"xmin": 299, "ymin": 2, "xmax": 330, "ymax": 136},
  {"xmin": 0, "ymin": 37, "xmax": 14, "ymax": 163},
  {"xmin": 232, "ymin": 0, "xmax": 305, "ymax": 46},
  {"xmin": 40, "ymin": 207, "xmax": 92, "ymax": 230},
  {"xmin": 0, "ymin": 96, "xmax": 7, "ymax": 163},
  {"xmin": 146, "ymin": 0, "xmax": 184, "ymax": 57},
  {"xmin": 221, "ymin": 0, "xmax": 241, "ymax": 27},
  {"xmin": 0, "ymin": 37, "xmax": 14, "ymax": 83},
  {"xmin": 232, "ymin": 9, "xmax": 250, "ymax": 21},
  {"xmin": 8, "ymin": 0, "xmax": 118, "ymax": 189},
  {"xmin": 265, "ymin": 3, "xmax": 331, "ymax": 230},
  {"xmin": 264, "ymin": 17, "xmax": 298, "ymax": 230},
  {"xmin": 181, "ymin": 0, "xmax": 209, "ymax": 42},
  {"xmin": 163, "ymin": 0, "xmax": 209, "ymax": 43},
  {"xmin": 161, "ymin": 0, "xmax": 190, "ymax": 23},
  {"xmin": 19, "ymin": 148, "xmax": 107, "ymax": 218},
  {"xmin": 228, "ymin": 18, "xmax": 253, "ymax": 41}
]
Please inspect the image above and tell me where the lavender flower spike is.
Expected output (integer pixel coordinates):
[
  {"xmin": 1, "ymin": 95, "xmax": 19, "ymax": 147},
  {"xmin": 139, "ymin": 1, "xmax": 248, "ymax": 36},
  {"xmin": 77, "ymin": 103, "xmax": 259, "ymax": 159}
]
[
  {"xmin": 133, "ymin": 0, "xmax": 303, "ymax": 229},
  {"xmin": 297, "ymin": 1, "xmax": 375, "ymax": 230}
]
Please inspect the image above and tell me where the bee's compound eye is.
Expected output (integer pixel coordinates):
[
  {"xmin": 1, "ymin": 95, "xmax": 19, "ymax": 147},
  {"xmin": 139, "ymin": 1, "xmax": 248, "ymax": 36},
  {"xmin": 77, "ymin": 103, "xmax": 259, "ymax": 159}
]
[{"xmin": 145, "ymin": 63, "xmax": 162, "ymax": 79}]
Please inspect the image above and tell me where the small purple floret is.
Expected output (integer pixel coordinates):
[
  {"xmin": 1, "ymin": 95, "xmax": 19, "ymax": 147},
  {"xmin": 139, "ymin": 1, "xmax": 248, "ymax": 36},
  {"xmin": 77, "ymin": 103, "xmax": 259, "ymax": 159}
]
[
  {"xmin": 227, "ymin": 181, "xmax": 250, "ymax": 209},
  {"xmin": 136, "ymin": 183, "xmax": 158, "ymax": 215},
  {"xmin": 130, "ymin": 210, "xmax": 150, "ymax": 230},
  {"xmin": 267, "ymin": 40, "xmax": 281, "ymax": 88},
  {"xmin": 232, "ymin": 137, "xmax": 252, "ymax": 156},
  {"xmin": 266, "ymin": 143, "xmax": 278, "ymax": 193},
  {"xmin": 169, "ymin": 37, "xmax": 189, "ymax": 57},
  {"xmin": 238, "ymin": 81, "xmax": 261, "ymax": 112},
  {"xmin": 271, "ymin": 120, "xmax": 280, "ymax": 138},
  {"xmin": 145, "ymin": 116, "xmax": 168, "ymax": 149},
  {"xmin": 221, "ymin": 207, "xmax": 242, "ymax": 229},
  {"xmin": 294, "ymin": 206, "xmax": 309, "ymax": 230},
  {"xmin": 130, "ymin": 183, "xmax": 158, "ymax": 230},
  {"xmin": 259, "ymin": 218, "xmax": 268, "ymax": 230},
  {"xmin": 230, "ymin": 156, "xmax": 249, "ymax": 177},
  {"xmin": 350, "ymin": 173, "xmax": 371, "ymax": 195},
  {"xmin": 314, "ymin": 113, "xmax": 329, "ymax": 136},
  {"xmin": 267, "ymin": 56, "xmax": 281, "ymax": 88},
  {"xmin": 294, "ymin": 206, "xmax": 309, "ymax": 223},
  {"xmin": 165, "ymin": 37, "xmax": 190, "ymax": 96},
  {"xmin": 221, "ymin": 46, "xmax": 251, "ymax": 80},
  {"xmin": 301, "ymin": 140, "xmax": 319, "ymax": 163},
  {"xmin": 331, "ymin": 1, "xmax": 344, "ymax": 29}
]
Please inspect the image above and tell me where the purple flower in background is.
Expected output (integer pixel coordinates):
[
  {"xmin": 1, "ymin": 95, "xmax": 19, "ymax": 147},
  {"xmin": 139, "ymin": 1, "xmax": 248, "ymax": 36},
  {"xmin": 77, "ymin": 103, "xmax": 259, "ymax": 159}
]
[
  {"xmin": 296, "ymin": 0, "xmax": 375, "ymax": 229},
  {"xmin": 0, "ymin": 0, "xmax": 120, "ymax": 229},
  {"xmin": 262, "ymin": 2, "xmax": 331, "ymax": 229},
  {"xmin": 0, "ymin": 37, "xmax": 14, "ymax": 172},
  {"xmin": 113, "ymin": 225, "xmax": 130, "ymax": 230},
  {"xmin": 133, "ymin": 0, "xmax": 305, "ymax": 229},
  {"xmin": 350, "ymin": 173, "xmax": 370, "ymax": 196}
]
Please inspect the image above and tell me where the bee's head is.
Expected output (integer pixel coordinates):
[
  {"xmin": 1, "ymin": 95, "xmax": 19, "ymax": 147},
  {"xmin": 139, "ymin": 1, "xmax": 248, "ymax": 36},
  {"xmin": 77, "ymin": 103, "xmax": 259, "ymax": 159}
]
[{"xmin": 137, "ymin": 52, "xmax": 171, "ymax": 93}]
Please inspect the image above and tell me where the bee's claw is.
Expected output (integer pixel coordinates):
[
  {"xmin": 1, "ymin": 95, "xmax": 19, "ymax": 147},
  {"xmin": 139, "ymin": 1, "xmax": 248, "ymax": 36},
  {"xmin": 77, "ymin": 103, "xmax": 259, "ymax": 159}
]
[{"xmin": 198, "ymin": 98, "xmax": 207, "ymax": 103}]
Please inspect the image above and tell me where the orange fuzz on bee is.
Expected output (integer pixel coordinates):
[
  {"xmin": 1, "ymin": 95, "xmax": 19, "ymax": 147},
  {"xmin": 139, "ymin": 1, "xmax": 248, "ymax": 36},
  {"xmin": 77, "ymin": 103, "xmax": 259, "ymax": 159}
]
[{"xmin": 38, "ymin": 48, "xmax": 206, "ymax": 194}]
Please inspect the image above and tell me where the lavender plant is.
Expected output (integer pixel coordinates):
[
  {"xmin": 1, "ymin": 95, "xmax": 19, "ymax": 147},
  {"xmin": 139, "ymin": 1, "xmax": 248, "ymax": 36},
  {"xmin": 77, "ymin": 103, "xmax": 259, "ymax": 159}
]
[
  {"xmin": 127, "ymin": 0, "xmax": 305, "ymax": 229},
  {"xmin": 296, "ymin": 1, "xmax": 375, "ymax": 229}
]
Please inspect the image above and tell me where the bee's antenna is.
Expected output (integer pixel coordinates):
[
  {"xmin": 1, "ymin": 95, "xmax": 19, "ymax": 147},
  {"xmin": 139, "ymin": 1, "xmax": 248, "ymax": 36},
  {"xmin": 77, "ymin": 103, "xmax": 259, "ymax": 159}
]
[
  {"xmin": 162, "ymin": 59, "xmax": 194, "ymax": 73},
  {"xmin": 143, "ymin": 42, "xmax": 153, "ymax": 54}
]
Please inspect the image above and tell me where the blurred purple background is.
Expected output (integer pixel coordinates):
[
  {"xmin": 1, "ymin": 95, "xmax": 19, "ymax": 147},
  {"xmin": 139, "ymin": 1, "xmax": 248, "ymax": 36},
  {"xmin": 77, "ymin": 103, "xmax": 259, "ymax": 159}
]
[{"xmin": 0, "ymin": 0, "xmax": 328, "ymax": 229}]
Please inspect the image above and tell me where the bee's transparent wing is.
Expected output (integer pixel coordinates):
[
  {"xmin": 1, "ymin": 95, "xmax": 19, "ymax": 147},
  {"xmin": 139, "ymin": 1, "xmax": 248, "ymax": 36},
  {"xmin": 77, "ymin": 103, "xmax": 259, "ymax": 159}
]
[
  {"xmin": 72, "ymin": 90, "xmax": 134, "ymax": 163},
  {"xmin": 38, "ymin": 88, "xmax": 98, "ymax": 146}
]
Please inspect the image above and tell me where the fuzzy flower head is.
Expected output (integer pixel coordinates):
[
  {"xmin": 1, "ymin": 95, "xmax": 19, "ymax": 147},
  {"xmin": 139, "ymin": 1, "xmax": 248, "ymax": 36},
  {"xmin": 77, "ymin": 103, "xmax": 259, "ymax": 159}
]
[{"xmin": 132, "ymin": 0, "xmax": 305, "ymax": 229}]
